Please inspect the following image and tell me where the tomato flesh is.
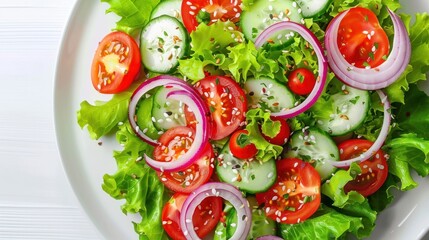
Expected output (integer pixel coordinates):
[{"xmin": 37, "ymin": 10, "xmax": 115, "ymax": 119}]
[
  {"xmin": 153, "ymin": 126, "xmax": 215, "ymax": 193},
  {"xmin": 194, "ymin": 75, "xmax": 247, "ymax": 140},
  {"xmin": 287, "ymin": 68, "xmax": 316, "ymax": 96},
  {"xmin": 261, "ymin": 116, "xmax": 291, "ymax": 146},
  {"xmin": 256, "ymin": 158, "xmax": 321, "ymax": 224},
  {"xmin": 337, "ymin": 7, "xmax": 389, "ymax": 68},
  {"xmin": 91, "ymin": 31, "xmax": 141, "ymax": 94},
  {"xmin": 338, "ymin": 139, "xmax": 388, "ymax": 197},
  {"xmin": 162, "ymin": 193, "xmax": 223, "ymax": 240},
  {"xmin": 181, "ymin": 0, "xmax": 242, "ymax": 32},
  {"xmin": 229, "ymin": 129, "xmax": 258, "ymax": 159}
]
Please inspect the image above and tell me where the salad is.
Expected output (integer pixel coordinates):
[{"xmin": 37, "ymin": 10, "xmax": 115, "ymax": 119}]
[{"xmin": 76, "ymin": 0, "xmax": 429, "ymax": 239}]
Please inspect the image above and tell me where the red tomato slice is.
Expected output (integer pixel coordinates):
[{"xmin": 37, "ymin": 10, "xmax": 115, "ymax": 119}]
[
  {"xmin": 261, "ymin": 116, "xmax": 291, "ymax": 146},
  {"xmin": 287, "ymin": 68, "xmax": 316, "ymax": 96},
  {"xmin": 256, "ymin": 158, "xmax": 321, "ymax": 224},
  {"xmin": 181, "ymin": 0, "xmax": 242, "ymax": 32},
  {"xmin": 338, "ymin": 139, "xmax": 388, "ymax": 197},
  {"xmin": 229, "ymin": 129, "xmax": 257, "ymax": 159},
  {"xmin": 91, "ymin": 31, "xmax": 141, "ymax": 94},
  {"xmin": 337, "ymin": 7, "xmax": 389, "ymax": 68},
  {"xmin": 194, "ymin": 75, "xmax": 247, "ymax": 140},
  {"xmin": 153, "ymin": 126, "xmax": 215, "ymax": 193},
  {"xmin": 162, "ymin": 193, "xmax": 223, "ymax": 240}
]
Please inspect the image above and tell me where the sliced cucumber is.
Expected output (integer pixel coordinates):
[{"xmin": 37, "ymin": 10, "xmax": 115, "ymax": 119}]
[
  {"xmin": 151, "ymin": 86, "xmax": 187, "ymax": 131},
  {"xmin": 296, "ymin": 0, "xmax": 332, "ymax": 18},
  {"xmin": 150, "ymin": 0, "xmax": 182, "ymax": 22},
  {"xmin": 226, "ymin": 196, "xmax": 276, "ymax": 239},
  {"xmin": 140, "ymin": 15, "xmax": 188, "ymax": 73},
  {"xmin": 284, "ymin": 127, "xmax": 339, "ymax": 180},
  {"xmin": 216, "ymin": 142, "xmax": 276, "ymax": 194},
  {"xmin": 315, "ymin": 85, "xmax": 370, "ymax": 137},
  {"xmin": 135, "ymin": 92, "xmax": 162, "ymax": 139},
  {"xmin": 240, "ymin": 0, "xmax": 304, "ymax": 48},
  {"xmin": 244, "ymin": 77, "xmax": 295, "ymax": 113}
]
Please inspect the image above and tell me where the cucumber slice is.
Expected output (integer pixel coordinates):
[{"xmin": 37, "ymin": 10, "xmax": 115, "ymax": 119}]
[
  {"xmin": 240, "ymin": 0, "xmax": 304, "ymax": 48},
  {"xmin": 151, "ymin": 86, "xmax": 187, "ymax": 131},
  {"xmin": 150, "ymin": 0, "xmax": 182, "ymax": 22},
  {"xmin": 135, "ymin": 92, "xmax": 162, "ymax": 139},
  {"xmin": 315, "ymin": 85, "xmax": 370, "ymax": 136},
  {"xmin": 285, "ymin": 127, "xmax": 339, "ymax": 180},
  {"xmin": 216, "ymin": 142, "xmax": 276, "ymax": 193},
  {"xmin": 244, "ymin": 77, "xmax": 295, "ymax": 113},
  {"xmin": 296, "ymin": 0, "xmax": 332, "ymax": 18},
  {"xmin": 140, "ymin": 15, "xmax": 189, "ymax": 73},
  {"xmin": 226, "ymin": 196, "xmax": 276, "ymax": 239}
]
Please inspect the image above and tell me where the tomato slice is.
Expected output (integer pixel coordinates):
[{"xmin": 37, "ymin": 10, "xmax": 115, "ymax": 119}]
[
  {"xmin": 337, "ymin": 7, "xmax": 389, "ymax": 68},
  {"xmin": 181, "ymin": 0, "xmax": 242, "ymax": 32},
  {"xmin": 261, "ymin": 116, "xmax": 291, "ymax": 146},
  {"xmin": 153, "ymin": 126, "xmax": 215, "ymax": 192},
  {"xmin": 229, "ymin": 129, "xmax": 258, "ymax": 159},
  {"xmin": 287, "ymin": 68, "xmax": 316, "ymax": 96},
  {"xmin": 338, "ymin": 139, "xmax": 388, "ymax": 197},
  {"xmin": 256, "ymin": 158, "xmax": 321, "ymax": 224},
  {"xmin": 91, "ymin": 31, "xmax": 141, "ymax": 94},
  {"xmin": 162, "ymin": 193, "xmax": 223, "ymax": 240},
  {"xmin": 194, "ymin": 75, "xmax": 247, "ymax": 140}
]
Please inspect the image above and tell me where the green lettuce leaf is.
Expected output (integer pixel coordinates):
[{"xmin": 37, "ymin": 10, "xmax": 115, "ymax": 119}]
[
  {"xmin": 102, "ymin": 121, "xmax": 169, "ymax": 239},
  {"xmin": 101, "ymin": 0, "xmax": 161, "ymax": 35},
  {"xmin": 279, "ymin": 204, "xmax": 366, "ymax": 240},
  {"xmin": 321, "ymin": 164, "xmax": 378, "ymax": 238},
  {"xmin": 245, "ymin": 109, "xmax": 283, "ymax": 162},
  {"xmin": 77, "ymin": 90, "xmax": 131, "ymax": 139},
  {"xmin": 384, "ymin": 133, "xmax": 429, "ymax": 190}
]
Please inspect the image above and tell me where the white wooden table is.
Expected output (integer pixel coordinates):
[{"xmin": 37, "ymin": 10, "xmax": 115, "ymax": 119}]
[{"xmin": 0, "ymin": 0, "xmax": 101, "ymax": 239}]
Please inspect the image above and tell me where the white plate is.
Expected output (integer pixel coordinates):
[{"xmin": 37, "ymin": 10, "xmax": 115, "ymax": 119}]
[{"xmin": 54, "ymin": 1, "xmax": 429, "ymax": 240}]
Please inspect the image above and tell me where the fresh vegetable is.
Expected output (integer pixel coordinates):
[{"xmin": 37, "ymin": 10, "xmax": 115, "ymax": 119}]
[
  {"xmin": 91, "ymin": 31, "xmax": 141, "ymax": 94},
  {"xmin": 128, "ymin": 75, "xmax": 211, "ymax": 171},
  {"xmin": 161, "ymin": 193, "xmax": 222, "ymax": 240},
  {"xmin": 325, "ymin": 8, "xmax": 411, "ymax": 90},
  {"xmin": 338, "ymin": 139, "xmax": 388, "ymax": 197},
  {"xmin": 255, "ymin": 158, "xmax": 321, "ymax": 224},
  {"xmin": 193, "ymin": 75, "xmax": 247, "ymax": 140},
  {"xmin": 154, "ymin": 126, "xmax": 215, "ymax": 193},
  {"xmin": 229, "ymin": 129, "xmax": 258, "ymax": 159},
  {"xmin": 216, "ymin": 140, "xmax": 277, "ymax": 193},
  {"xmin": 254, "ymin": 20, "xmax": 328, "ymax": 118},
  {"xmin": 285, "ymin": 127, "xmax": 340, "ymax": 180},
  {"xmin": 180, "ymin": 182, "xmax": 252, "ymax": 240},
  {"xmin": 181, "ymin": 0, "xmax": 242, "ymax": 32},
  {"xmin": 77, "ymin": 1, "xmax": 429, "ymax": 239},
  {"xmin": 140, "ymin": 15, "xmax": 189, "ymax": 73},
  {"xmin": 261, "ymin": 116, "xmax": 290, "ymax": 146},
  {"xmin": 287, "ymin": 67, "xmax": 317, "ymax": 96}
]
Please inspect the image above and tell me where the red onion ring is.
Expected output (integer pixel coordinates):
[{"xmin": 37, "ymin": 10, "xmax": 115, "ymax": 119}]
[
  {"xmin": 256, "ymin": 236, "xmax": 284, "ymax": 240},
  {"xmin": 180, "ymin": 182, "xmax": 252, "ymax": 240},
  {"xmin": 129, "ymin": 75, "xmax": 210, "ymax": 171},
  {"xmin": 325, "ymin": 9, "xmax": 411, "ymax": 90},
  {"xmin": 327, "ymin": 90, "xmax": 391, "ymax": 167},
  {"xmin": 254, "ymin": 21, "xmax": 328, "ymax": 118}
]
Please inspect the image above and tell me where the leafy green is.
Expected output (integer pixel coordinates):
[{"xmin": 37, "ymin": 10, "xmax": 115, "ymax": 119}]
[
  {"xmin": 245, "ymin": 109, "xmax": 283, "ymax": 162},
  {"xmin": 321, "ymin": 164, "xmax": 378, "ymax": 238},
  {"xmin": 101, "ymin": 0, "xmax": 161, "ymax": 35},
  {"xmin": 279, "ymin": 204, "xmax": 367, "ymax": 240},
  {"xmin": 77, "ymin": 90, "xmax": 131, "ymax": 139},
  {"xmin": 384, "ymin": 134, "xmax": 429, "ymax": 190},
  {"xmin": 385, "ymin": 13, "xmax": 429, "ymax": 103},
  {"xmin": 102, "ymin": 121, "xmax": 169, "ymax": 240},
  {"xmin": 178, "ymin": 21, "xmax": 280, "ymax": 83}
]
